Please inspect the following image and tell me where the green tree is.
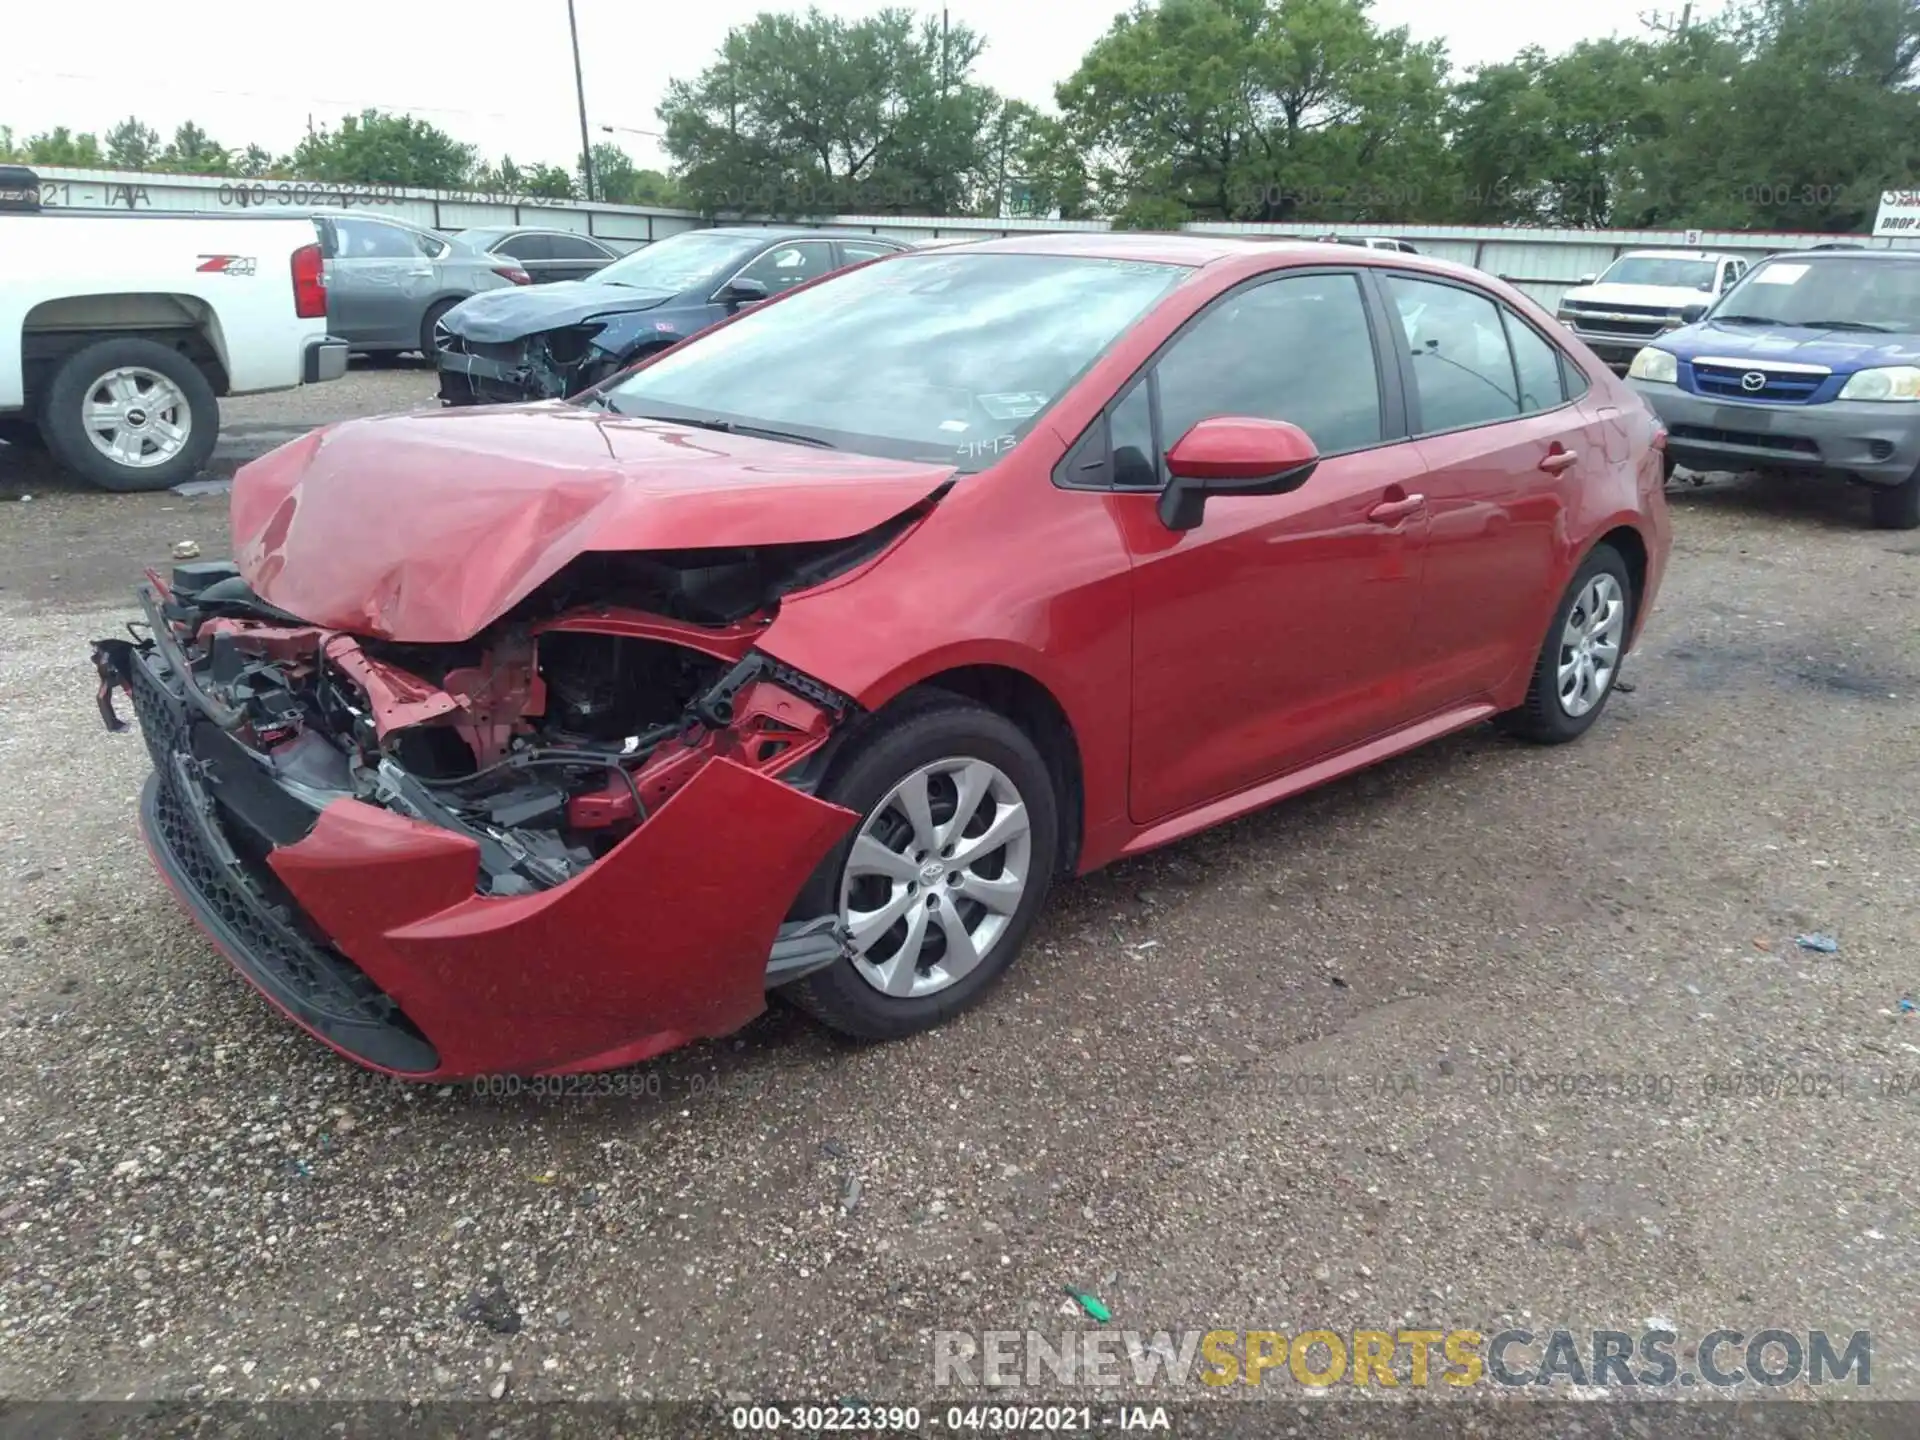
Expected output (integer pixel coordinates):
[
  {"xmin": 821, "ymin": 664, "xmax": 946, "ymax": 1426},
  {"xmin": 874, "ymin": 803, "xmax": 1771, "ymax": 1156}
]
[
  {"xmin": 24, "ymin": 127, "xmax": 104, "ymax": 167},
  {"xmin": 659, "ymin": 6, "xmax": 1003, "ymax": 216},
  {"xmin": 104, "ymin": 117, "xmax": 162, "ymax": 170},
  {"xmin": 1618, "ymin": 0, "xmax": 1920, "ymax": 231},
  {"xmin": 583, "ymin": 142, "xmax": 682, "ymax": 205},
  {"xmin": 519, "ymin": 162, "xmax": 576, "ymax": 198},
  {"xmin": 161, "ymin": 121, "xmax": 232, "ymax": 176},
  {"xmin": 1057, "ymin": 0, "xmax": 1453, "ymax": 226},
  {"xmin": 236, "ymin": 144, "xmax": 277, "ymax": 178},
  {"xmin": 289, "ymin": 110, "xmax": 476, "ymax": 188},
  {"xmin": 1449, "ymin": 40, "xmax": 1671, "ymax": 225}
]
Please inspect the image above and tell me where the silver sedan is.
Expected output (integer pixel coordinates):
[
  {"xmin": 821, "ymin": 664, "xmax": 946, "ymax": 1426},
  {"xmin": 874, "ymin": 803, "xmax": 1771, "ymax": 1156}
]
[{"xmin": 315, "ymin": 212, "xmax": 526, "ymax": 359}]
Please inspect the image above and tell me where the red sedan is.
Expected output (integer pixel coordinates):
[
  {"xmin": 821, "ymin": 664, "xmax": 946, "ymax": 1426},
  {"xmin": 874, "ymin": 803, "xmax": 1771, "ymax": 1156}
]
[{"xmin": 94, "ymin": 233, "xmax": 1671, "ymax": 1079}]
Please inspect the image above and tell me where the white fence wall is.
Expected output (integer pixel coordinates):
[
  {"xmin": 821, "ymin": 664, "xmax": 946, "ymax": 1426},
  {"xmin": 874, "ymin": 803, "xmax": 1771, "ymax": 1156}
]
[{"xmin": 26, "ymin": 166, "xmax": 1915, "ymax": 311}]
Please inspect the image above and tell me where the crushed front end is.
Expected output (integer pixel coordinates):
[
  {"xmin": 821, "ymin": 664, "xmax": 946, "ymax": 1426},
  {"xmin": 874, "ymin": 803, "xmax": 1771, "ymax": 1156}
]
[
  {"xmin": 95, "ymin": 561, "xmax": 860, "ymax": 1079},
  {"xmin": 435, "ymin": 323, "xmax": 612, "ymax": 406}
]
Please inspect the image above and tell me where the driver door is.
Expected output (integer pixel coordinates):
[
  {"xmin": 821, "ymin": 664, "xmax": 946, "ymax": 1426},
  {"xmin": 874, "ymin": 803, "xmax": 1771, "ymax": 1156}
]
[{"xmin": 1113, "ymin": 270, "xmax": 1431, "ymax": 823}]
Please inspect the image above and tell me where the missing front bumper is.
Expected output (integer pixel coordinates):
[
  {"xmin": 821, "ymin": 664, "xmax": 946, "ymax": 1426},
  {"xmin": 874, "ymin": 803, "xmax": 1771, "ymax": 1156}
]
[{"xmin": 124, "ymin": 637, "xmax": 860, "ymax": 1078}]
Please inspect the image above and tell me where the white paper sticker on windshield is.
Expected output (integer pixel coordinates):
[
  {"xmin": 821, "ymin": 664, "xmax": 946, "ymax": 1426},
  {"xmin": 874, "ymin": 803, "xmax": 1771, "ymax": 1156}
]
[
  {"xmin": 939, "ymin": 419, "xmax": 969, "ymax": 432},
  {"xmin": 1754, "ymin": 264, "xmax": 1808, "ymax": 285},
  {"xmin": 978, "ymin": 393, "xmax": 1048, "ymax": 420}
]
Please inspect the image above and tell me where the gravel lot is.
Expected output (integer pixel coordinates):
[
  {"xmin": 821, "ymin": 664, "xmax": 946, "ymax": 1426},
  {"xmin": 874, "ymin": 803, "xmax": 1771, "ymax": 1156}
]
[{"xmin": 2, "ymin": 371, "xmax": 1918, "ymax": 1426}]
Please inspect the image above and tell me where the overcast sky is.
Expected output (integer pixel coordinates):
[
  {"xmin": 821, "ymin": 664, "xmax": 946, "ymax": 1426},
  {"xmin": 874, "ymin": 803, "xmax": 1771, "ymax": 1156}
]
[{"xmin": 13, "ymin": 0, "xmax": 1717, "ymax": 175}]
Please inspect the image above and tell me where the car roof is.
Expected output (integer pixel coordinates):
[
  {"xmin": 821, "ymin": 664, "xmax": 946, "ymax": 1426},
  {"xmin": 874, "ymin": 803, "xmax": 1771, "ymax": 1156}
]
[
  {"xmin": 1616, "ymin": 249, "xmax": 1733, "ymax": 261},
  {"xmin": 896, "ymin": 229, "xmax": 1485, "ymax": 281},
  {"xmin": 1775, "ymin": 246, "xmax": 1910, "ymax": 259},
  {"xmin": 699, "ymin": 225, "xmax": 900, "ymax": 244},
  {"xmin": 454, "ymin": 225, "xmax": 607, "ymax": 240}
]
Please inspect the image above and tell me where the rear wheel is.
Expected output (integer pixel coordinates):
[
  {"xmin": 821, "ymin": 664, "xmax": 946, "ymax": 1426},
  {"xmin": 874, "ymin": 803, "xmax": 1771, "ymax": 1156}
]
[
  {"xmin": 40, "ymin": 338, "xmax": 218, "ymax": 492},
  {"xmin": 1497, "ymin": 544, "xmax": 1633, "ymax": 745},
  {"xmin": 1869, "ymin": 469, "xmax": 1920, "ymax": 530},
  {"xmin": 420, "ymin": 298, "xmax": 461, "ymax": 360},
  {"xmin": 787, "ymin": 694, "xmax": 1059, "ymax": 1040}
]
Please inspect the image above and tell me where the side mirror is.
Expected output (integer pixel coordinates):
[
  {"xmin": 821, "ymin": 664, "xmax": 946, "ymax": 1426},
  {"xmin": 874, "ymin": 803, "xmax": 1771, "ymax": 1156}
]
[
  {"xmin": 1577, "ymin": 273, "xmax": 1597, "ymax": 285},
  {"xmin": 1158, "ymin": 417, "xmax": 1320, "ymax": 532},
  {"xmin": 1680, "ymin": 303, "xmax": 1708, "ymax": 324},
  {"xmin": 717, "ymin": 277, "xmax": 770, "ymax": 308}
]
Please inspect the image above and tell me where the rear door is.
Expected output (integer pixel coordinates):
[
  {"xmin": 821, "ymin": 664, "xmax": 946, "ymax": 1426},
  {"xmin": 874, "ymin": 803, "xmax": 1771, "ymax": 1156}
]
[
  {"xmin": 327, "ymin": 217, "xmax": 434, "ymax": 346},
  {"xmin": 1374, "ymin": 271, "xmax": 1582, "ymax": 711}
]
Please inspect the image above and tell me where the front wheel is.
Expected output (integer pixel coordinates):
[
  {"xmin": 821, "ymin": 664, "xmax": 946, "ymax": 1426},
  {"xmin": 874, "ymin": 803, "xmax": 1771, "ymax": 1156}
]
[
  {"xmin": 786, "ymin": 694, "xmax": 1059, "ymax": 1040},
  {"xmin": 40, "ymin": 338, "xmax": 219, "ymax": 492},
  {"xmin": 1496, "ymin": 544, "xmax": 1634, "ymax": 745},
  {"xmin": 1869, "ymin": 470, "xmax": 1920, "ymax": 531}
]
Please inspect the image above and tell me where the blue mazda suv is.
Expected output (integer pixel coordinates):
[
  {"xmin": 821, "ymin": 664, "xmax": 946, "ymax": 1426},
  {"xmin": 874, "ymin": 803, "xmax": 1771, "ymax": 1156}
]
[{"xmin": 1626, "ymin": 248, "xmax": 1920, "ymax": 529}]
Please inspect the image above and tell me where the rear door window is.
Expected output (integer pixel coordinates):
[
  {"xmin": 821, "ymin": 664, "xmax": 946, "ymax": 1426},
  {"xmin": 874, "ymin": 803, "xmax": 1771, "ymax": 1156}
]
[
  {"xmin": 495, "ymin": 233, "xmax": 552, "ymax": 261},
  {"xmin": 841, "ymin": 239, "xmax": 903, "ymax": 264},
  {"xmin": 548, "ymin": 233, "xmax": 612, "ymax": 259},
  {"xmin": 334, "ymin": 218, "xmax": 420, "ymax": 259},
  {"xmin": 1385, "ymin": 274, "xmax": 1522, "ymax": 433}
]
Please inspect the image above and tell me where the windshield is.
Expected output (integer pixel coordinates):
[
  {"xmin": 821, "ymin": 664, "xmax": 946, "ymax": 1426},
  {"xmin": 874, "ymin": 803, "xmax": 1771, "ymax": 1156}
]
[
  {"xmin": 1710, "ymin": 256, "xmax": 1920, "ymax": 331},
  {"xmin": 592, "ymin": 231, "xmax": 759, "ymax": 292},
  {"xmin": 598, "ymin": 252, "xmax": 1189, "ymax": 471},
  {"xmin": 1597, "ymin": 256, "xmax": 1716, "ymax": 290}
]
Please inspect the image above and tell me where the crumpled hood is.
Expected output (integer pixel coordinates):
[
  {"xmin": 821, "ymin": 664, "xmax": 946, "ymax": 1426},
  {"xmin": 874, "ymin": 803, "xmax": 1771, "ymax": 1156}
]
[
  {"xmin": 441, "ymin": 281, "xmax": 676, "ymax": 343},
  {"xmin": 1562, "ymin": 282, "xmax": 1712, "ymax": 311},
  {"xmin": 232, "ymin": 404, "xmax": 954, "ymax": 642},
  {"xmin": 1657, "ymin": 320, "xmax": 1920, "ymax": 372}
]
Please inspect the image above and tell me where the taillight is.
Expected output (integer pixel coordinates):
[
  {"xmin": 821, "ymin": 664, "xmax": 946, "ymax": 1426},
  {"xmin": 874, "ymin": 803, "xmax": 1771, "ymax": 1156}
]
[
  {"xmin": 290, "ymin": 242, "xmax": 327, "ymax": 318},
  {"xmin": 494, "ymin": 266, "xmax": 532, "ymax": 285}
]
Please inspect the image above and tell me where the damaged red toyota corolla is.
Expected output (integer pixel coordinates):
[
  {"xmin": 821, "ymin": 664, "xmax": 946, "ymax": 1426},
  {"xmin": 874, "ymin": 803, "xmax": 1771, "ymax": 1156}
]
[{"xmin": 92, "ymin": 234, "xmax": 1672, "ymax": 1079}]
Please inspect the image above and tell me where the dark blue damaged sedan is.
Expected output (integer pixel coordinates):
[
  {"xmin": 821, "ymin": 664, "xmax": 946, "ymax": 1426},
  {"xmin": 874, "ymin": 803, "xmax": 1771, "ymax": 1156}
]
[{"xmin": 434, "ymin": 226, "xmax": 907, "ymax": 405}]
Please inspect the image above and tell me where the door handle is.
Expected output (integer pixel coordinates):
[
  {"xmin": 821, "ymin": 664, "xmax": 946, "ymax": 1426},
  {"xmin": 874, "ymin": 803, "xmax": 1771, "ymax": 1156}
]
[
  {"xmin": 1367, "ymin": 493, "xmax": 1426, "ymax": 524},
  {"xmin": 1539, "ymin": 448, "xmax": 1579, "ymax": 474}
]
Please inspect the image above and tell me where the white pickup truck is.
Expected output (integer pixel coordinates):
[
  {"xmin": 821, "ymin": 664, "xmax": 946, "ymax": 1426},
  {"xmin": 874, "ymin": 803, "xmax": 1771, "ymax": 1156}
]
[
  {"xmin": 1553, "ymin": 249, "xmax": 1751, "ymax": 372},
  {"xmin": 0, "ymin": 165, "xmax": 347, "ymax": 491}
]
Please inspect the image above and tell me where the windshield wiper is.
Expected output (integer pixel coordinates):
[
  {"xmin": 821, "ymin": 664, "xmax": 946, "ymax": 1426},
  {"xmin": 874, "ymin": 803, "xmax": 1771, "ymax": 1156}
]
[
  {"xmin": 1802, "ymin": 318, "xmax": 1892, "ymax": 332},
  {"xmin": 1711, "ymin": 314, "xmax": 1780, "ymax": 325},
  {"xmin": 627, "ymin": 412, "xmax": 837, "ymax": 449}
]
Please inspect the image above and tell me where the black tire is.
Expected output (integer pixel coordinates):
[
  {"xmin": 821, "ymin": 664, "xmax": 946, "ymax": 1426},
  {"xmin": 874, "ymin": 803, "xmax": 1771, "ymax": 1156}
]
[
  {"xmin": 1496, "ymin": 543, "xmax": 1635, "ymax": 745},
  {"xmin": 0, "ymin": 416, "xmax": 46, "ymax": 450},
  {"xmin": 420, "ymin": 298, "xmax": 462, "ymax": 359},
  {"xmin": 787, "ymin": 692, "xmax": 1060, "ymax": 1041},
  {"xmin": 40, "ymin": 338, "xmax": 219, "ymax": 492},
  {"xmin": 1869, "ymin": 470, "xmax": 1920, "ymax": 531}
]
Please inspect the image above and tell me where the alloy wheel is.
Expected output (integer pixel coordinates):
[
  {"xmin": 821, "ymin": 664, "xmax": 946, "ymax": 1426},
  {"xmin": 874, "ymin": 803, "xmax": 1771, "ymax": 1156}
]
[
  {"xmin": 82, "ymin": 366, "xmax": 192, "ymax": 470},
  {"xmin": 839, "ymin": 757, "xmax": 1034, "ymax": 999},
  {"xmin": 1557, "ymin": 572, "xmax": 1626, "ymax": 718}
]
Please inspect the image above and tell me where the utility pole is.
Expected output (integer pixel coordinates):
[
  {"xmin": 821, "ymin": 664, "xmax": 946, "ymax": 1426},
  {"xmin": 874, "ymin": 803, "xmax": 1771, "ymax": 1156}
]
[
  {"xmin": 996, "ymin": 107, "xmax": 1009, "ymax": 219},
  {"xmin": 941, "ymin": 7, "xmax": 950, "ymax": 95},
  {"xmin": 567, "ymin": 0, "xmax": 596, "ymax": 202}
]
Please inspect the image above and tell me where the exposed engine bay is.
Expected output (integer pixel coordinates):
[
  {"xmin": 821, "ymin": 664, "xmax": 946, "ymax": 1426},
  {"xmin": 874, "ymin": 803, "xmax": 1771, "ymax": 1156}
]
[{"xmin": 96, "ymin": 558, "xmax": 856, "ymax": 900}]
